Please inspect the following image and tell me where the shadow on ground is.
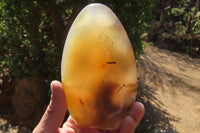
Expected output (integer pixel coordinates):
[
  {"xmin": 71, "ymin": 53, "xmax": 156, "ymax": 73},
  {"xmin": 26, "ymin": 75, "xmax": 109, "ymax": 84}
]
[
  {"xmin": 135, "ymin": 44, "xmax": 200, "ymax": 133},
  {"xmin": 136, "ymin": 82, "xmax": 180, "ymax": 133}
]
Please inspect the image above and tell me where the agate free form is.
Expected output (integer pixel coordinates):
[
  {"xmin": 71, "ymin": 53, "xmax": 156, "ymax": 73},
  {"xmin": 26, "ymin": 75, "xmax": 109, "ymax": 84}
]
[{"xmin": 61, "ymin": 3, "xmax": 137, "ymax": 130}]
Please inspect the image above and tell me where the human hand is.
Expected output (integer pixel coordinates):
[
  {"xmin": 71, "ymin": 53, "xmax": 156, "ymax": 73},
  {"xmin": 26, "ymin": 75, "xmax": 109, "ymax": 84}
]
[{"xmin": 33, "ymin": 80, "xmax": 145, "ymax": 133}]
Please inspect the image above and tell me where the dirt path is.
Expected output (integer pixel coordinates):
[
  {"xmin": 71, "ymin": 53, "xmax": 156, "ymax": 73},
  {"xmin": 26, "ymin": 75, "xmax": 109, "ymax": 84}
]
[{"xmin": 137, "ymin": 44, "xmax": 200, "ymax": 133}]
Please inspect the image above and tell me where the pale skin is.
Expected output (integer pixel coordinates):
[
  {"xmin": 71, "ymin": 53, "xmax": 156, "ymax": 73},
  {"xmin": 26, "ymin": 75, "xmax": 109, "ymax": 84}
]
[{"xmin": 33, "ymin": 80, "xmax": 145, "ymax": 133}]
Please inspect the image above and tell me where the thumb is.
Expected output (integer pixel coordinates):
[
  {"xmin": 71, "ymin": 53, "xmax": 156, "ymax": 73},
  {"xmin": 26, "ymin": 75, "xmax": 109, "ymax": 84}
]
[
  {"xmin": 33, "ymin": 80, "xmax": 67, "ymax": 133},
  {"xmin": 119, "ymin": 102, "xmax": 145, "ymax": 133}
]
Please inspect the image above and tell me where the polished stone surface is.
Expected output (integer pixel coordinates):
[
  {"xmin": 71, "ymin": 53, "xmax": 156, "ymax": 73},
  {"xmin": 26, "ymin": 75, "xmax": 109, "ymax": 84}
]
[{"xmin": 61, "ymin": 3, "xmax": 137, "ymax": 130}]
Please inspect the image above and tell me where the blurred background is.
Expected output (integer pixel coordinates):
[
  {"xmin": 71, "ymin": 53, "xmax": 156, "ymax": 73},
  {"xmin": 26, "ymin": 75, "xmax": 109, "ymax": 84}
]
[{"xmin": 0, "ymin": 0, "xmax": 199, "ymax": 133}]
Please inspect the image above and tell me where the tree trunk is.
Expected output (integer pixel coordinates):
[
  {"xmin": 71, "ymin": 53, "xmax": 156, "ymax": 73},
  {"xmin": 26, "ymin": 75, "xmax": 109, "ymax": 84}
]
[
  {"xmin": 194, "ymin": 0, "xmax": 200, "ymax": 15},
  {"xmin": 159, "ymin": 10, "xmax": 166, "ymax": 27},
  {"xmin": 186, "ymin": 13, "xmax": 193, "ymax": 34},
  {"xmin": 48, "ymin": 0, "xmax": 87, "ymax": 51},
  {"xmin": 48, "ymin": 1, "xmax": 66, "ymax": 51}
]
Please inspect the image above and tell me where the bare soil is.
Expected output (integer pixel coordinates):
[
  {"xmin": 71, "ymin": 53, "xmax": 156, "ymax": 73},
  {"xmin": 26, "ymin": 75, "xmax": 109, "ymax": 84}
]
[{"xmin": 137, "ymin": 44, "xmax": 200, "ymax": 133}]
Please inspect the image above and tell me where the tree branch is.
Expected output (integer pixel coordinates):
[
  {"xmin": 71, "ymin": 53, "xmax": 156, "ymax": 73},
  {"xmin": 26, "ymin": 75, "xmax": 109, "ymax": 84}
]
[{"xmin": 49, "ymin": 1, "xmax": 66, "ymax": 50}]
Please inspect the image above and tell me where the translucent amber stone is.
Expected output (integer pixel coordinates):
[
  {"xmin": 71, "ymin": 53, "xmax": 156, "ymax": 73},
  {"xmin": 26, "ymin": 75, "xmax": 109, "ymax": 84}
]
[{"xmin": 61, "ymin": 3, "xmax": 137, "ymax": 130}]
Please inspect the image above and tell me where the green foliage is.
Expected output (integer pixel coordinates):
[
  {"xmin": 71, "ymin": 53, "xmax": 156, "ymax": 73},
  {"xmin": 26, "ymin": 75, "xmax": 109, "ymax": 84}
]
[
  {"xmin": 174, "ymin": 24, "xmax": 186, "ymax": 35},
  {"xmin": 0, "ymin": 0, "xmax": 64, "ymax": 82},
  {"xmin": 171, "ymin": 7, "xmax": 185, "ymax": 17},
  {"xmin": 149, "ymin": 0, "xmax": 200, "ymax": 58},
  {"xmin": 0, "ymin": 0, "xmax": 154, "ymax": 93},
  {"xmin": 154, "ymin": 0, "xmax": 199, "ymax": 36},
  {"xmin": 193, "ymin": 19, "xmax": 200, "ymax": 33}
]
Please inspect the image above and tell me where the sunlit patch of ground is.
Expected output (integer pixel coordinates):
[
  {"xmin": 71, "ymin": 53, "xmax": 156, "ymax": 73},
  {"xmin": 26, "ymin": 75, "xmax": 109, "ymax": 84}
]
[{"xmin": 137, "ymin": 44, "xmax": 200, "ymax": 133}]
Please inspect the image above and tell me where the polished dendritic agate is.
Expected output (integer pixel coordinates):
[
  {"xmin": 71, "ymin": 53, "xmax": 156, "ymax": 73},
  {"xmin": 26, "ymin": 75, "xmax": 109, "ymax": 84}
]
[{"xmin": 61, "ymin": 3, "xmax": 137, "ymax": 130}]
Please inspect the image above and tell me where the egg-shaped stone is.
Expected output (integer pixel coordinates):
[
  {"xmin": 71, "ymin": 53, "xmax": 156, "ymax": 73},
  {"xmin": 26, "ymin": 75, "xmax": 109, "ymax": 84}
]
[{"xmin": 61, "ymin": 3, "xmax": 137, "ymax": 130}]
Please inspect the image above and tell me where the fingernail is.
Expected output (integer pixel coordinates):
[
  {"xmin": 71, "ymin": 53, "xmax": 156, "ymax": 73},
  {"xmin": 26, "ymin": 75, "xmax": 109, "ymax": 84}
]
[
  {"xmin": 51, "ymin": 81, "xmax": 56, "ymax": 88},
  {"xmin": 51, "ymin": 81, "xmax": 57, "ymax": 97}
]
